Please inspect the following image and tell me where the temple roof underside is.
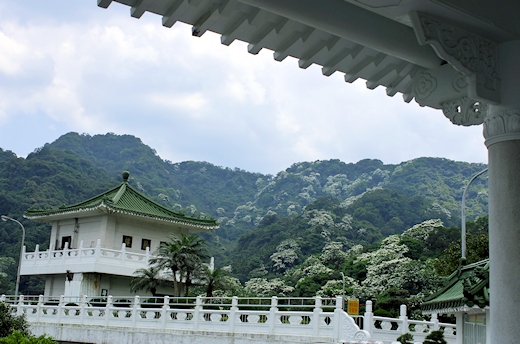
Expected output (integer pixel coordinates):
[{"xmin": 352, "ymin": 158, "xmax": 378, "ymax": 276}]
[{"xmin": 97, "ymin": 0, "xmax": 520, "ymax": 126}]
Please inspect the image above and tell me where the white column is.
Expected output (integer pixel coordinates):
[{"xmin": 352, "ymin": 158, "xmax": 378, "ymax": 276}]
[
  {"xmin": 455, "ymin": 313, "xmax": 464, "ymax": 344},
  {"xmin": 483, "ymin": 40, "xmax": 520, "ymax": 344}
]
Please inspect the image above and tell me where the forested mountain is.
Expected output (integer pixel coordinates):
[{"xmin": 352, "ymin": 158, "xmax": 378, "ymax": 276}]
[{"xmin": 0, "ymin": 132, "xmax": 489, "ymax": 314}]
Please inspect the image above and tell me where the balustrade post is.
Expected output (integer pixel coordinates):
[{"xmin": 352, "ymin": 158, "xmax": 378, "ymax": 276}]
[
  {"xmin": 269, "ymin": 296, "xmax": 278, "ymax": 334},
  {"xmin": 0, "ymin": 294, "xmax": 5, "ymax": 302},
  {"xmin": 78, "ymin": 241, "xmax": 84, "ymax": 261},
  {"xmin": 313, "ymin": 296, "xmax": 322, "ymax": 336},
  {"xmin": 399, "ymin": 304, "xmax": 408, "ymax": 334},
  {"xmin": 80, "ymin": 295, "xmax": 87, "ymax": 324},
  {"xmin": 194, "ymin": 296, "xmax": 202, "ymax": 331},
  {"xmin": 145, "ymin": 246, "xmax": 150, "ymax": 262},
  {"xmin": 95, "ymin": 240, "xmax": 101, "ymax": 260},
  {"xmin": 131, "ymin": 295, "xmax": 140, "ymax": 327},
  {"xmin": 36, "ymin": 295, "xmax": 44, "ymax": 322},
  {"xmin": 364, "ymin": 300, "xmax": 374, "ymax": 335},
  {"xmin": 32, "ymin": 245, "xmax": 38, "ymax": 265},
  {"xmin": 63, "ymin": 242, "xmax": 69, "ymax": 261},
  {"xmin": 57, "ymin": 295, "xmax": 64, "ymax": 323},
  {"xmin": 229, "ymin": 296, "xmax": 238, "ymax": 333},
  {"xmin": 333, "ymin": 296, "xmax": 344, "ymax": 342},
  {"xmin": 105, "ymin": 295, "xmax": 113, "ymax": 326},
  {"xmin": 431, "ymin": 312, "xmax": 439, "ymax": 331},
  {"xmin": 121, "ymin": 243, "xmax": 126, "ymax": 263},
  {"xmin": 16, "ymin": 295, "xmax": 24, "ymax": 316},
  {"xmin": 161, "ymin": 296, "xmax": 169, "ymax": 329},
  {"xmin": 48, "ymin": 243, "xmax": 54, "ymax": 263}
]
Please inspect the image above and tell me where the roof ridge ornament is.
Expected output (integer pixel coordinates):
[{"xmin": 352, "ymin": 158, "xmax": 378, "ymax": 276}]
[
  {"xmin": 410, "ymin": 11, "xmax": 501, "ymax": 104},
  {"xmin": 122, "ymin": 171, "xmax": 130, "ymax": 182}
]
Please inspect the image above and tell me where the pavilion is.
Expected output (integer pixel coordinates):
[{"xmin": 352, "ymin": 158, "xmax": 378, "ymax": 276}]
[{"xmin": 94, "ymin": 0, "xmax": 520, "ymax": 342}]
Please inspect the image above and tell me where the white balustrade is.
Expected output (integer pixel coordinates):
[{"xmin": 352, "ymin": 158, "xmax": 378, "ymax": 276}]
[
  {"xmin": 20, "ymin": 241, "xmax": 151, "ymax": 277},
  {"xmin": 366, "ymin": 300, "xmax": 456, "ymax": 343},
  {"xmin": 1, "ymin": 295, "xmax": 457, "ymax": 344}
]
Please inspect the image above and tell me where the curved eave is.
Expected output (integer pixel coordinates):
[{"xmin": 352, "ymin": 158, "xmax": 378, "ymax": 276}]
[
  {"xmin": 422, "ymin": 301, "xmax": 489, "ymax": 315},
  {"xmin": 99, "ymin": 0, "xmax": 440, "ymax": 105},
  {"xmin": 24, "ymin": 202, "xmax": 218, "ymax": 230}
]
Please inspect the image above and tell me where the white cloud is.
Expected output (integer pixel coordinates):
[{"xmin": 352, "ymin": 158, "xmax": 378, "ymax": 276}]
[{"xmin": 0, "ymin": 0, "xmax": 488, "ymax": 174}]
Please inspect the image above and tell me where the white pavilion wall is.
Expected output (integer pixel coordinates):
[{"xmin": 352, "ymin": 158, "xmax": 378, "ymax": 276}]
[
  {"xmin": 112, "ymin": 218, "xmax": 183, "ymax": 254},
  {"xmin": 76, "ymin": 217, "xmax": 103, "ymax": 248}
]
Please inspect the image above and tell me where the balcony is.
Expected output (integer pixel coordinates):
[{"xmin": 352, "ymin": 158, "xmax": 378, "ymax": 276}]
[{"xmin": 20, "ymin": 239, "xmax": 151, "ymax": 277}]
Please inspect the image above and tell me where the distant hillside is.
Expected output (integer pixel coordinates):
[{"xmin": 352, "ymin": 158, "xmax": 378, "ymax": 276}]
[{"xmin": 0, "ymin": 132, "xmax": 488, "ymax": 294}]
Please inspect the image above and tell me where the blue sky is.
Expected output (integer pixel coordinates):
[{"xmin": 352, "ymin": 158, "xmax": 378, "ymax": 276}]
[{"xmin": 0, "ymin": 0, "xmax": 487, "ymax": 174}]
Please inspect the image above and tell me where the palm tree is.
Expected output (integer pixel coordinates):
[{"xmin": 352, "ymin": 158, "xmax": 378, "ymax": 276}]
[
  {"xmin": 129, "ymin": 266, "xmax": 167, "ymax": 296},
  {"xmin": 149, "ymin": 233, "xmax": 207, "ymax": 297},
  {"xmin": 201, "ymin": 266, "xmax": 233, "ymax": 297}
]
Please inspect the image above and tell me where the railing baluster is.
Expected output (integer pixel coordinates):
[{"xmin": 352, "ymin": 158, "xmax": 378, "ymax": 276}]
[
  {"xmin": 313, "ymin": 296, "xmax": 322, "ymax": 336},
  {"xmin": 269, "ymin": 296, "xmax": 277, "ymax": 334}
]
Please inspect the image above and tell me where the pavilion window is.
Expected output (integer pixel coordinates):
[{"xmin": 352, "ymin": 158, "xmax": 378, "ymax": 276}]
[
  {"xmin": 141, "ymin": 238, "xmax": 151, "ymax": 250},
  {"xmin": 123, "ymin": 235, "xmax": 133, "ymax": 248}
]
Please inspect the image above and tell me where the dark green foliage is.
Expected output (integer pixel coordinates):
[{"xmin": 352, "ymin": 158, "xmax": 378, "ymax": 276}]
[
  {"xmin": 0, "ymin": 303, "xmax": 29, "ymax": 338},
  {"xmin": 0, "ymin": 330, "xmax": 56, "ymax": 344},
  {"xmin": 373, "ymin": 309, "xmax": 393, "ymax": 317},
  {"xmin": 130, "ymin": 266, "xmax": 168, "ymax": 296},
  {"xmin": 293, "ymin": 272, "xmax": 333, "ymax": 297},
  {"xmin": 423, "ymin": 330, "xmax": 447, "ymax": 344},
  {"xmin": 387, "ymin": 158, "xmax": 488, "ymax": 224},
  {"xmin": 375, "ymin": 288, "xmax": 409, "ymax": 318},
  {"xmin": 0, "ymin": 132, "xmax": 489, "ymax": 299},
  {"xmin": 396, "ymin": 333, "xmax": 414, "ymax": 344},
  {"xmin": 349, "ymin": 189, "xmax": 434, "ymax": 240},
  {"xmin": 435, "ymin": 216, "xmax": 489, "ymax": 276},
  {"xmin": 149, "ymin": 234, "xmax": 207, "ymax": 297}
]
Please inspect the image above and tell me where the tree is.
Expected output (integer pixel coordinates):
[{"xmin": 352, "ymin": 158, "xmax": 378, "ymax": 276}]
[
  {"xmin": 199, "ymin": 267, "xmax": 235, "ymax": 297},
  {"xmin": 396, "ymin": 333, "xmax": 414, "ymax": 344},
  {"xmin": 149, "ymin": 234, "xmax": 207, "ymax": 297},
  {"xmin": 130, "ymin": 266, "xmax": 167, "ymax": 296},
  {"xmin": 0, "ymin": 302, "xmax": 29, "ymax": 338},
  {"xmin": 434, "ymin": 233, "xmax": 489, "ymax": 276},
  {"xmin": 423, "ymin": 330, "xmax": 447, "ymax": 344}
]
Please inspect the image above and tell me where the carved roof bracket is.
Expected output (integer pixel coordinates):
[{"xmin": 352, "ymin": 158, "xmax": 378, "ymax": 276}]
[
  {"xmin": 441, "ymin": 97, "xmax": 488, "ymax": 126},
  {"xmin": 410, "ymin": 11, "xmax": 501, "ymax": 105}
]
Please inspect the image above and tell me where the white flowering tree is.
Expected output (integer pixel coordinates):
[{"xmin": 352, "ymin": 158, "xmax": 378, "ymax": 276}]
[
  {"xmin": 244, "ymin": 278, "xmax": 294, "ymax": 296},
  {"xmin": 270, "ymin": 239, "xmax": 301, "ymax": 272}
]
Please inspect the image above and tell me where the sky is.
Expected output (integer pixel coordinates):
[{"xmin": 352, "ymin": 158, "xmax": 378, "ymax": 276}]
[{"xmin": 0, "ymin": 0, "xmax": 488, "ymax": 175}]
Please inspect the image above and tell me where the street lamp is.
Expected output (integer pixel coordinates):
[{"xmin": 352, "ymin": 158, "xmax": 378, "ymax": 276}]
[
  {"xmin": 461, "ymin": 168, "xmax": 488, "ymax": 260},
  {"xmin": 1, "ymin": 215, "xmax": 26, "ymax": 299}
]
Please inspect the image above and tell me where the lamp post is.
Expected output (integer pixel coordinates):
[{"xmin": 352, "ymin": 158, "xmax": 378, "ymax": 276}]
[
  {"xmin": 340, "ymin": 271, "xmax": 346, "ymax": 310},
  {"xmin": 461, "ymin": 168, "xmax": 488, "ymax": 259},
  {"xmin": 1, "ymin": 215, "xmax": 25, "ymax": 299},
  {"xmin": 340, "ymin": 272, "xmax": 345, "ymax": 295}
]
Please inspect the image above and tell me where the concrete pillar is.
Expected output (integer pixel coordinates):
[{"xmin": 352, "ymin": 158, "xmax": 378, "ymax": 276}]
[
  {"xmin": 455, "ymin": 313, "xmax": 463, "ymax": 344},
  {"xmin": 483, "ymin": 40, "xmax": 520, "ymax": 344}
]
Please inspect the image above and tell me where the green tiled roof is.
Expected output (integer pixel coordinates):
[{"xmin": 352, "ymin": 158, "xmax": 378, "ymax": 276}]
[
  {"xmin": 24, "ymin": 172, "xmax": 218, "ymax": 230},
  {"xmin": 421, "ymin": 259, "xmax": 489, "ymax": 314}
]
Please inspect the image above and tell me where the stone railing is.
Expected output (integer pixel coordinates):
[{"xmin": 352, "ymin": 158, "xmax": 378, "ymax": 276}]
[
  {"xmin": 1, "ymin": 295, "xmax": 457, "ymax": 344},
  {"xmin": 3, "ymin": 295, "xmax": 372, "ymax": 343},
  {"xmin": 20, "ymin": 240, "xmax": 151, "ymax": 277},
  {"xmin": 364, "ymin": 301, "xmax": 456, "ymax": 343}
]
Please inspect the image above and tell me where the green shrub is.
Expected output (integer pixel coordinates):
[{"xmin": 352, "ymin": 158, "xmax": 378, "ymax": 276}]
[
  {"xmin": 396, "ymin": 332, "xmax": 414, "ymax": 344},
  {"xmin": 0, "ymin": 330, "xmax": 56, "ymax": 343},
  {"xmin": 424, "ymin": 330, "xmax": 447, "ymax": 344},
  {"xmin": 0, "ymin": 303, "xmax": 30, "ymax": 338},
  {"xmin": 373, "ymin": 308, "xmax": 393, "ymax": 317}
]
